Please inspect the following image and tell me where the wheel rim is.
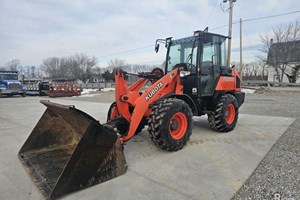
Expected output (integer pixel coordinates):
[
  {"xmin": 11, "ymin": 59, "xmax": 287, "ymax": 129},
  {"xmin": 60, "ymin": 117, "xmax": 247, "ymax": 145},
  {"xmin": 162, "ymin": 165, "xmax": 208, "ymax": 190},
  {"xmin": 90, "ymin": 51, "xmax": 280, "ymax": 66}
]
[
  {"xmin": 169, "ymin": 112, "xmax": 188, "ymax": 140},
  {"xmin": 225, "ymin": 104, "xmax": 235, "ymax": 124}
]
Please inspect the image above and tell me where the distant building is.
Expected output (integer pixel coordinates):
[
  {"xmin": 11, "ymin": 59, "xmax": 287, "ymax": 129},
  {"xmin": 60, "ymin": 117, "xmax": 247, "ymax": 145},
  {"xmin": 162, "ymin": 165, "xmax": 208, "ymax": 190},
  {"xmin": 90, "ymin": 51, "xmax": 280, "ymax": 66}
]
[
  {"xmin": 267, "ymin": 40, "xmax": 300, "ymax": 83},
  {"xmin": 88, "ymin": 74, "xmax": 104, "ymax": 83}
]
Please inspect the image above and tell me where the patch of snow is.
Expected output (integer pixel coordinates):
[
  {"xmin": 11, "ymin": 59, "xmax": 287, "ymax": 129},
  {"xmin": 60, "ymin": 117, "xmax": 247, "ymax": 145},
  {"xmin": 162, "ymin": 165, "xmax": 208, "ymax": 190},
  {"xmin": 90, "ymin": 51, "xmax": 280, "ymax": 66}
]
[
  {"xmin": 101, "ymin": 88, "xmax": 115, "ymax": 92},
  {"xmin": 81, "ymin": 89, "xmax": 98, "ymax": 95},
  {"xmin": 79, "ymin": 94, "xmax": 99, "ymax": 98},
  {"xmin": 78, "ymin": 89, "xmax": 100, "ymax": 97},
  {"xmin": 242, "ymin": 88, "xmax": 255, "ymax": 94}
]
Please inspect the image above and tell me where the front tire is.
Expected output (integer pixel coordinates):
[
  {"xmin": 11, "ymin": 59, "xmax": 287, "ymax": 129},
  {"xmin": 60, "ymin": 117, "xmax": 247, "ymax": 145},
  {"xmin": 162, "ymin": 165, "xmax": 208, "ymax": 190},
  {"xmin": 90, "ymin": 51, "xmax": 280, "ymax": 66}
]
[
  {"xmin": 208, "ymin": 94, "xmax": 239, "ymax": 132},
  {"xmin": 107, "ymin": 102, "xmax": 120, "ymax": 121},
  {"xmin": 107, "ymin": 102, "xmax": 145, "ymax": 135},
  {"xmin": 148, "ymin": 98, "xmax": 193, "ymax": 151}
]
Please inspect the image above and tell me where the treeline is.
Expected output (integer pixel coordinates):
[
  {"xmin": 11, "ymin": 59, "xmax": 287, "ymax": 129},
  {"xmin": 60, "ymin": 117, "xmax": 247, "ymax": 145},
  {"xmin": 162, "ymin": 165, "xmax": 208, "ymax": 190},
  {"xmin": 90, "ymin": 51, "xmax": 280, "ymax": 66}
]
[
  {"xmin": 100, "ymin": 59, "xmax": 162, "ymax": 82},
  {"xmin": 0, "ymin": 59, "xmax": 43, "ymax": 79},
  {"xmin": 1, "ymin": 55, "xmax": 161, "ymax": 83}
]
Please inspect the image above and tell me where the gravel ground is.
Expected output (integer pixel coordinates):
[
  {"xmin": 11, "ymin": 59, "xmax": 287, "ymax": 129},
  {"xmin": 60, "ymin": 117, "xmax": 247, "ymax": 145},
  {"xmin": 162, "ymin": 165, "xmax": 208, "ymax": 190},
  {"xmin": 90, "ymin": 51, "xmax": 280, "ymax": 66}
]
[
  {"xmin": 233, "ymin": 89, "xmax": 300, "ymax": 200},
  {"xmin": 232, "ymin": 118, "xmax": 300, "ymax": 200},
  {"xmin": 240, "ymin": 90, "xmax": 300, "ymax": 118}
]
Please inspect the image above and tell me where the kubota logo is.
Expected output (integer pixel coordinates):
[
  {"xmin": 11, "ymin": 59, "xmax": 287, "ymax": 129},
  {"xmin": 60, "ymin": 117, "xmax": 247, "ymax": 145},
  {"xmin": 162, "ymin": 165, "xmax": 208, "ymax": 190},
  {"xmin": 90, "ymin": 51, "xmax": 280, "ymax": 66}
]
[{"xmin": 145, "ymin": 82, "xmax": 164, "ymax": 101}]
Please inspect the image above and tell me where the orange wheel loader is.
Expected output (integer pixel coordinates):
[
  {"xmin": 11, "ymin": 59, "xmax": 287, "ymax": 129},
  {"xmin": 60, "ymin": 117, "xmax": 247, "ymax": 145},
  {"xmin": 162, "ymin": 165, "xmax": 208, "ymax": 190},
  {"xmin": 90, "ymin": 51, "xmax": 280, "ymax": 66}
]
[{"xmin": 18, "ymin": 29, "xmax": 245, "ymax": 199}]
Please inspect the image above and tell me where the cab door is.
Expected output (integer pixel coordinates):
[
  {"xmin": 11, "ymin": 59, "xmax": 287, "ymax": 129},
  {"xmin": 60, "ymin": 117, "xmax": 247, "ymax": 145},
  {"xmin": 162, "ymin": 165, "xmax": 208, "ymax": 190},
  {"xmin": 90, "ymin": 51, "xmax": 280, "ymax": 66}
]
[
  {"xmin": 200, "ymin": 35, "xmax": 226, "ymax": 96},
  {"xmin": 181, "ymin": 42, "xmax": 199, "ymax": 98}
]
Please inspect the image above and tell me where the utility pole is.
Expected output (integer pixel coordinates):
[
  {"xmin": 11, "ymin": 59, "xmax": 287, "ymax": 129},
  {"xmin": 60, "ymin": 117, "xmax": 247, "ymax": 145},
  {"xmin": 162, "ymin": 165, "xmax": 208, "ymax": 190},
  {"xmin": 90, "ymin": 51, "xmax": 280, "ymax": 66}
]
[
  {"xmin": 223, "ymin": 0, "xmax": 236, "ymax": 67},
  {"xmin": 240, "ymin": 18, "xmax": 243, "ymax": 80}
]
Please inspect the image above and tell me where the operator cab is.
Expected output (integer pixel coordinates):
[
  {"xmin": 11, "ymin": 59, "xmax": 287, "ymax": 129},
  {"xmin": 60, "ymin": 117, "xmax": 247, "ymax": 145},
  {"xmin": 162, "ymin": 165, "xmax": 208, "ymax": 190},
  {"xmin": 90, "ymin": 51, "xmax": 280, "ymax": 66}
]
[{"xmin": 162, "ymin": 31, "xmax": 229, "ymax": 97}]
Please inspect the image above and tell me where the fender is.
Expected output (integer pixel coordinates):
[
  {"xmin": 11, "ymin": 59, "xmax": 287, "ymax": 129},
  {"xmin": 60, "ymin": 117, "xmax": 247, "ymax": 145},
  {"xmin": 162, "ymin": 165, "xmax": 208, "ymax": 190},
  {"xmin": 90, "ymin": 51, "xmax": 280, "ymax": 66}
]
[
  {"xmin": 170, "ymin": 94, "xmax": 198, "ymax": 115},
  {"xmin": 215, "ymin": 68, "xmax": 242, "ymax": 92}
]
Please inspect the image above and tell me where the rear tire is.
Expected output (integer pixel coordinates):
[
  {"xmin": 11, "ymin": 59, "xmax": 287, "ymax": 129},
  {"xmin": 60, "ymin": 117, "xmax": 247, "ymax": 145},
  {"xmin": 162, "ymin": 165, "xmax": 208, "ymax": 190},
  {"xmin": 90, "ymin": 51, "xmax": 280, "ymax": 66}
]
[
  {"xmin": 208, "ymin": 94, "xmax": 239, "ymax": 132},
  {"xmin": 148, "ymin": 98, "xmax": 193, "ymax": 151}
]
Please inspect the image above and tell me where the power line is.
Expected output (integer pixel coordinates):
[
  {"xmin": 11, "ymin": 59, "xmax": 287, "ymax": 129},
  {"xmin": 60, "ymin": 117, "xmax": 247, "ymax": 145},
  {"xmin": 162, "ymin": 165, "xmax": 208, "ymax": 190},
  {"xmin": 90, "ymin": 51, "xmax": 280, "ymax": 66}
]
[
  {"xmin": 96, "ymin": 45, "xmax": 153, "ymax": 60},
  {"xmin": 211, "ymin": 10, "xmax": 300, "ymax": 30},
  {"xmin": 210, "ymin": 24, "xmax": 228, "ymax": 31},
  {"xmin": 241, "ymin": 22, "xmax": 261, "ymax": 60},
  {"xmin": 97, "ymin": 10, "xmax": 300, "ymax": 61},
  {"xmin": 243, "ymin": 10, "xmax": 300, "ymax": 23},
  {"xmin": 205, "ymin": 0, "xmax": 220, "ymax": 27}
]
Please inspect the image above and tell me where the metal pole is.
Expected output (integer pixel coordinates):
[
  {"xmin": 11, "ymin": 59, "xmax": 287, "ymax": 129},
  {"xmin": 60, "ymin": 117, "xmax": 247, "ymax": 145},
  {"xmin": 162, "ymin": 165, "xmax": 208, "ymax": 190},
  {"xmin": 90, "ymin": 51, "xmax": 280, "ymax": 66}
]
[
  {"xmin": 240, "ymin": 18, "xmax": 243, "ymax": 80},
  {"xmin": 226, "ymin": 0, "xmax": 234, "ymax": 67}
]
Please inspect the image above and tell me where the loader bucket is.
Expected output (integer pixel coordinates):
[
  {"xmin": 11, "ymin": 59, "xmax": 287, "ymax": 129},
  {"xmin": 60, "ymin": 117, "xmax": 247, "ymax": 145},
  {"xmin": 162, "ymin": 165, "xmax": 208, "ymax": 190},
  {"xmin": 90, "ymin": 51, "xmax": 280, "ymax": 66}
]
[{"xmin": 18, "ymin": 100, "xmax": 127, "ymax": 200}]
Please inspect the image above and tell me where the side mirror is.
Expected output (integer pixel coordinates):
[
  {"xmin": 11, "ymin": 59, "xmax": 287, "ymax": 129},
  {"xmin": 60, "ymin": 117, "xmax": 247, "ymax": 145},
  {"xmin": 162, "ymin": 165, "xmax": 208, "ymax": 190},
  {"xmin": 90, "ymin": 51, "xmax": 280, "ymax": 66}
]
[{"xmin": 155, "ymin": 43, "xmax": 160, "ymax": 53}]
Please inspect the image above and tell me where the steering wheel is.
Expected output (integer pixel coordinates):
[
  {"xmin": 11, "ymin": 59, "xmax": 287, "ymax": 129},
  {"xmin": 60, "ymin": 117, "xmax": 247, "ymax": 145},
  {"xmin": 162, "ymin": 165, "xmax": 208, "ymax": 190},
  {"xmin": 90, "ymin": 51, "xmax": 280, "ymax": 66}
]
[
  {"xmin": 150, "ymin": 68, "xmax": 164, "ymax": 83},
  {"xmin": 185, "ymin": 63, "xmax": 196, "ymax": 73}
]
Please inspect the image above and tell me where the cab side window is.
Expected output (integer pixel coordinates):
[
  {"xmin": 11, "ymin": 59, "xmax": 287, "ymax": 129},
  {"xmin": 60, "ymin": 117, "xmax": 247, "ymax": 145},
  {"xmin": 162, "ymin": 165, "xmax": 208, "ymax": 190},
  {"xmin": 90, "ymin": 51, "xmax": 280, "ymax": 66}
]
[{"xmin": 202, "ymin": 42, "xmax": 216, "ymax": 68}]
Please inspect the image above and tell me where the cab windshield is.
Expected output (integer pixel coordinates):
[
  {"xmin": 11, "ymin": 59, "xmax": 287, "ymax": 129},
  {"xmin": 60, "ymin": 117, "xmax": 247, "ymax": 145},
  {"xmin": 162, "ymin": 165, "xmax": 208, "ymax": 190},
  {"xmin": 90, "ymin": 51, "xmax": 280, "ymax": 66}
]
[
  {"xmin": 0, "ymin": 74, "xmax": 18, "ymax": 80},
  {"xmin": 166, "ymin": 36, "xmax": 198, "ymax": 73}
]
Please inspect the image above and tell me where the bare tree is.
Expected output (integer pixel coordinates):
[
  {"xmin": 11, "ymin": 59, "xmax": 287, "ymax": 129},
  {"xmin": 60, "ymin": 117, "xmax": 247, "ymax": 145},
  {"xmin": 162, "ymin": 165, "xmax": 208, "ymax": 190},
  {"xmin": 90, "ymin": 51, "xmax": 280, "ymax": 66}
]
[
  {"xmin": 107, "ymin": 59, "xmax": 129, "ymax": 71},
  {"xmin": 103, "ymin": 59, "xmax": 163, "ymax": 82},
  {"xmin": 22, "ymin": 66, "xmax": 38, "ymax": 78},
  {"xmin": 233, "ymin": 60, "xmax": 268, "ymax": 81},
  {"xmin": 6, "ymin": 59, "xmax": 21, "ymax": 71},
  {"xmin": 102, "ymin": 69, "xmax": 114, "ymax": 82},
  {"xmin": 93, "ymin": 66, "xmax": 102, "ymax": 75},
  {"xmin": 92, "ymin": 66, "xmax": 103, "ymax": 81},
  {"xmin": 41, "ymin": 57, "xmax": 68, "ymax": 78},
  {"xmin": 260, "ymin": 20, "xmax": 300, "ymax": 82},
  {"xmin": 41, "ymin": 53, "xmax": 97, "ymax": 82},
  {"xmin": 131, "ymin": 64, "xmax": 154, "ymax": 73},
  {"xmin": 30, "ymin": 66, "xmax": 36, "ymax": 78},
  {"xmin": 68, "ymin": 53, "xmax": 96, "ymax": 82},
  {"xmin": 287, "ymin": 65, "xmax": 300, "ymax": 83},
  {"xmin": 35, "ymin": 67, "xmax": 44, "ymax": 79}
]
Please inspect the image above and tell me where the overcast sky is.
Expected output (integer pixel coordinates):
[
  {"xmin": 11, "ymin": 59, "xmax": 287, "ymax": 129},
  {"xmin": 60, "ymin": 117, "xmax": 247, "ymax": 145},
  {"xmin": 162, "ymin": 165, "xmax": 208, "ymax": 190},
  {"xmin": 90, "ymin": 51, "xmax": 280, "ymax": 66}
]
[{"xmin": 0, "ymin": 0, "xmax": 299, "ymax": 67}]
